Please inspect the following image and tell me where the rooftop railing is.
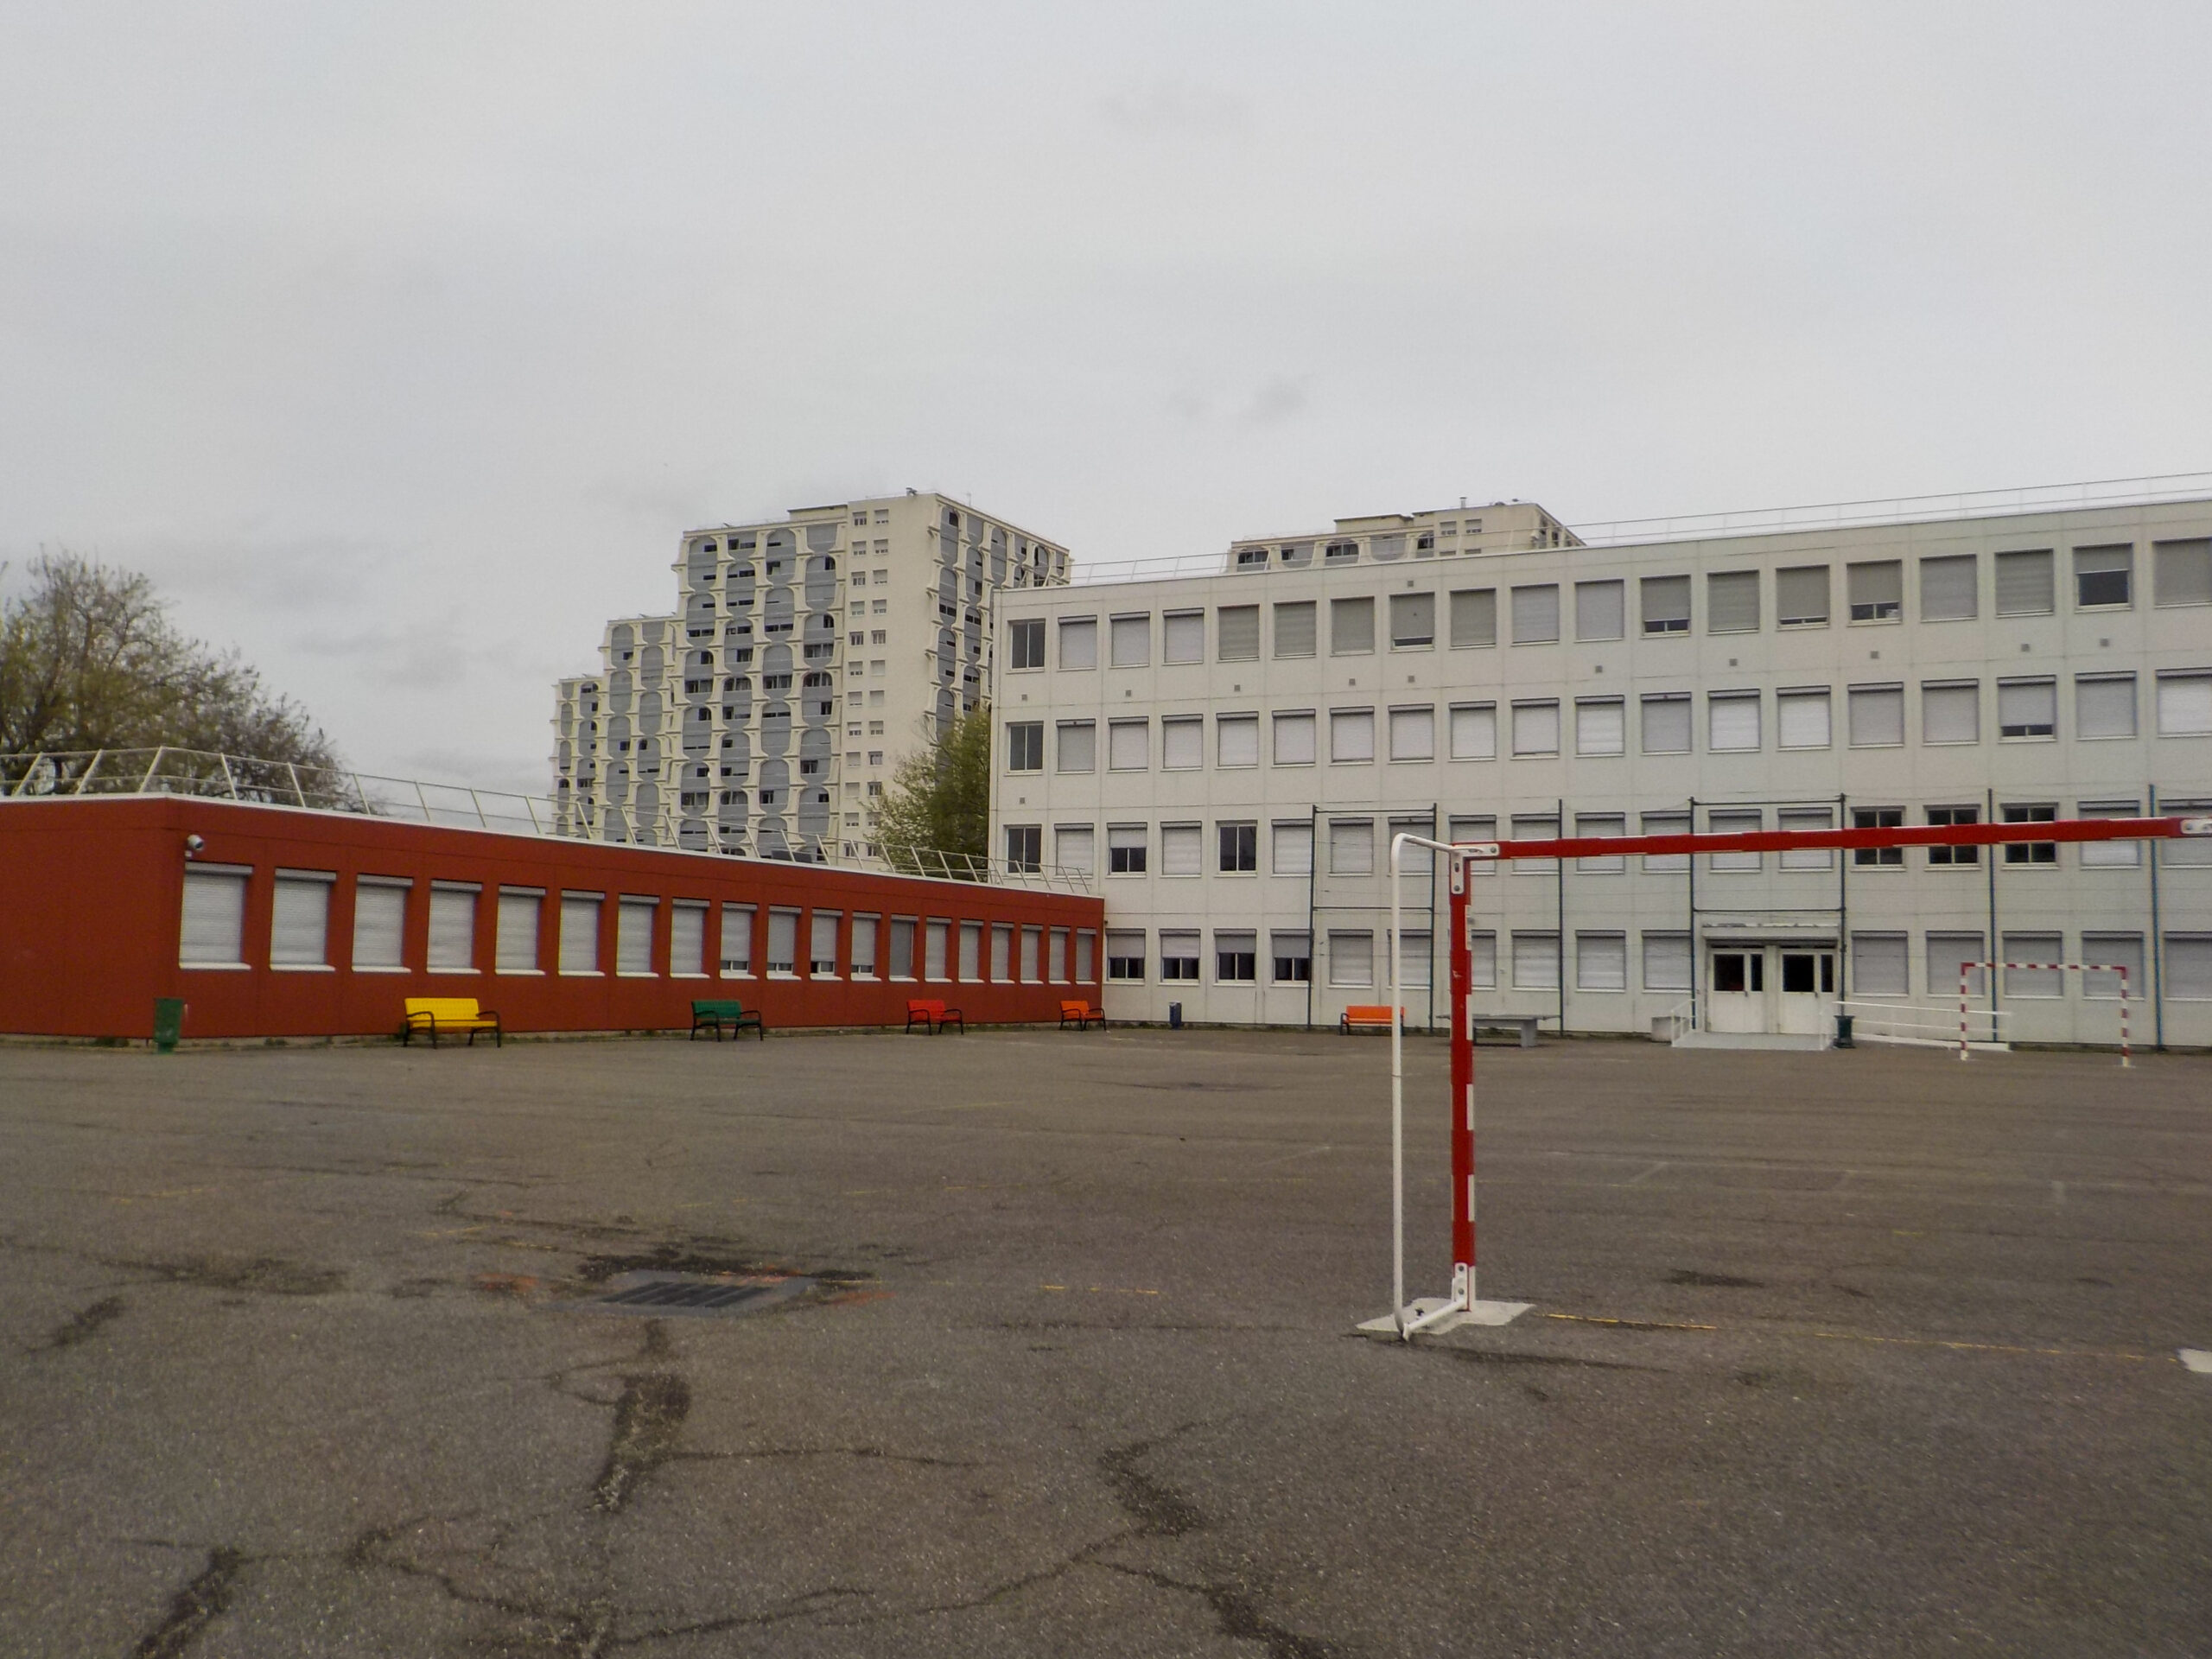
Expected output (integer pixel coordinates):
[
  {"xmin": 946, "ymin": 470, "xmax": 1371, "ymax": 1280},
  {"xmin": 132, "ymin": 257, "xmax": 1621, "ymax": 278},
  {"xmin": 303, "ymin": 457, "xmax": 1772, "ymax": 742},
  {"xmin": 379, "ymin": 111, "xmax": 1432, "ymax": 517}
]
[
  {"xmin": 1061, "ymin": 470, "xmax": 2212, "ymax": 587},
  {"xmin": 0, "ymin": 747, "xmax": 1091, "ymax": 895}
]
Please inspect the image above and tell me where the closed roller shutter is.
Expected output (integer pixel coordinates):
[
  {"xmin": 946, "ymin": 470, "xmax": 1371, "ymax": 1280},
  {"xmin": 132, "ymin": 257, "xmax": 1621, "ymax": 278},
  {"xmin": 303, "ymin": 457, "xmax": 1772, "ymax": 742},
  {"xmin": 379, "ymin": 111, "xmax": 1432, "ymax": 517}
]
[
  {"xmin": 428, "ymin": 885, "xmax": 478, "ymax": 971},
  {"xmin": 270, "ymin": 872, "xmax": 334, "ymax": 966},
  {"xmin": 180, "ymin": 868, "xmax": 249, "ymax": 966},
  {"xmin": 352, "ymin": 880, "xmax": 408, "ymax": 969}
]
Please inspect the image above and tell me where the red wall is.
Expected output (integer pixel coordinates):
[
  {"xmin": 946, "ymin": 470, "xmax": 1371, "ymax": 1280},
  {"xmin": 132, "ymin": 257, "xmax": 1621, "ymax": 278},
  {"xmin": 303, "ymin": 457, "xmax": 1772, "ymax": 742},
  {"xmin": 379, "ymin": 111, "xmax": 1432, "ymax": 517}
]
[{"xmin": 0, "ymin": 797, "xmax": 1104, "ymax": 1041}]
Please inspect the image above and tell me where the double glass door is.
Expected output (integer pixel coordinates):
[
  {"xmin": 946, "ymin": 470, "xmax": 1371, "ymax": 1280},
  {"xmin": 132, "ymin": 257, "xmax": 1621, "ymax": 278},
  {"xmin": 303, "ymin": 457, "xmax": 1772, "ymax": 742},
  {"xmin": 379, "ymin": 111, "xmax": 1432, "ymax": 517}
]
[{"xmin": 1708, "ymin": 945, "xmax": 1836, "ymax": 1033}]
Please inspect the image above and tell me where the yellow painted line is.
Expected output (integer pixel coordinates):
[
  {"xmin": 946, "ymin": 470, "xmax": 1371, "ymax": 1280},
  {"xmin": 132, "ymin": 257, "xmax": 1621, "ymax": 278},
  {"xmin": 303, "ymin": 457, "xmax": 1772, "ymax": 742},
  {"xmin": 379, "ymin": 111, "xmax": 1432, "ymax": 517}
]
[{"xmin": 1039, "ymin": 1284, "xmax": 1163, "ymax": 1297}]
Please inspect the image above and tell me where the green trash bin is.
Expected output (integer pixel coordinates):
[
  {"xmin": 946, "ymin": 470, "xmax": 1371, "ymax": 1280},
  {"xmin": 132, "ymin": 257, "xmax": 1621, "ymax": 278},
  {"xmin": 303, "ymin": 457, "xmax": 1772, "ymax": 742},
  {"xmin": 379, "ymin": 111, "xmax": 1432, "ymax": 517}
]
[
  {"xmin": 1834, "ymin": 1011, "xmax": 1855, "ymax": 1049},
  {"xmin": 153, "ymin": 998, "xmax": 186, "ymax": 1053}
]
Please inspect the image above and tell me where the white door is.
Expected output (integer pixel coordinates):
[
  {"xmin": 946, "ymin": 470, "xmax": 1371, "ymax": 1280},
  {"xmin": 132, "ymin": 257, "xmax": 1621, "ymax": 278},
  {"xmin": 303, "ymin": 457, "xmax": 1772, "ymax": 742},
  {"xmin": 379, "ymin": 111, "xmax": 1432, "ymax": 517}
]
[
  {"xmin": 1707, "ymin": 948, "xmax": 1766, "ymax": 1033},
  {"xmin": 1777, "ymin": 949, "xmax": 1836, "ymax": 1035}
]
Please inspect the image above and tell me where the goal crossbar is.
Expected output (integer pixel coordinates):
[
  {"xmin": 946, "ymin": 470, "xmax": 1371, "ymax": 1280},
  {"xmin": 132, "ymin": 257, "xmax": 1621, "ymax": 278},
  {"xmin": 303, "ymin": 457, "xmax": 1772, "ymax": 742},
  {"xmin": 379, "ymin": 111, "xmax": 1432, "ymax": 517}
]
[{"xmin": 1368, "ymin": 812, "xmax": 2209, "ymax": 1342}]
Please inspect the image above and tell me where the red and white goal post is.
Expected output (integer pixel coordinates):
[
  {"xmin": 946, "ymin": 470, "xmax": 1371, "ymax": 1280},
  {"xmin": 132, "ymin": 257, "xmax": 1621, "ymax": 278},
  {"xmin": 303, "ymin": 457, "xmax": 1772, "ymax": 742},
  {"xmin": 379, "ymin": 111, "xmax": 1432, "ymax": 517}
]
[
  {"xmin": 1363, "ymin": 810, "xmax": 2212, "ymax": 1342},
  {"xmin": 1960, "ymin": 963, "xmax": 2132, "ymax": 1065}
]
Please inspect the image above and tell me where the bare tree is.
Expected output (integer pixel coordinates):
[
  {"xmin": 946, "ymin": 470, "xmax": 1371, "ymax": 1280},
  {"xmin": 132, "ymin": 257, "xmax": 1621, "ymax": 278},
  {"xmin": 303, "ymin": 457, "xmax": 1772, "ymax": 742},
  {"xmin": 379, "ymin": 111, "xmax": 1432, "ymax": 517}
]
[{"xmin": 0, "ymin": 553, "xmax": 340, "ymax": 772}]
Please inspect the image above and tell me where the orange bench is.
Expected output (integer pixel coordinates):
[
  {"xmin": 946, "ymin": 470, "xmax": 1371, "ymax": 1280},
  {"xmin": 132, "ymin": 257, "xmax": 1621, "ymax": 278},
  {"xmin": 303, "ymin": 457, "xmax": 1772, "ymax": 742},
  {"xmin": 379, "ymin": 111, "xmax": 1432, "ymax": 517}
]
[
  {"xmin": 1058, "ymin": 1000, "xmax": 1105, "ymax": 1030},
  {"xmin": 905, "ymin": 998, "xmax": 964, "ymax": 1034},
  {"xmin": 402, "ymin": 996, "xmax": 502, "ymax": 1047},
  {"xmin": 1338, "ymin": 1005, "xmax": 1404, "ymax": 1035}
]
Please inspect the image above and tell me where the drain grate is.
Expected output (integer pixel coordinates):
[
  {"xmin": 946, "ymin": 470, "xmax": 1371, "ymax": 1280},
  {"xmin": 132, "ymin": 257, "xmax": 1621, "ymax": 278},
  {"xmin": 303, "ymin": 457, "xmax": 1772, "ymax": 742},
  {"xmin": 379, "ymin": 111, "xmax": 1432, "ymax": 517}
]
[{"xmin": 563, "ymin": 1270, "xmax": 817, "ymax": 1319}]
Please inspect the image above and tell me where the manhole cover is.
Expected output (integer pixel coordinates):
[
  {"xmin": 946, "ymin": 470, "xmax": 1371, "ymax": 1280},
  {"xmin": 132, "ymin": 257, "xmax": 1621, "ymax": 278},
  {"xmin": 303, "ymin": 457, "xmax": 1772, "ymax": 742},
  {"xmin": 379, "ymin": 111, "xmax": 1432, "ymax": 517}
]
[{"xmin": 561, "ymin": 1271, "xmax": 818, "ymax": 1319}]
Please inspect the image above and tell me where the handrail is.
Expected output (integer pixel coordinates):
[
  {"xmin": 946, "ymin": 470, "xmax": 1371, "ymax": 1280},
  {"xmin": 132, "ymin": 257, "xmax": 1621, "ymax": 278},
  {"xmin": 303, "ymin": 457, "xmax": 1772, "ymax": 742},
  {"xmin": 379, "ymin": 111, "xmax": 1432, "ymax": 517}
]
[{"xmin": 0, "ymin": 747, "xmax": 1091, "ymax": 894}]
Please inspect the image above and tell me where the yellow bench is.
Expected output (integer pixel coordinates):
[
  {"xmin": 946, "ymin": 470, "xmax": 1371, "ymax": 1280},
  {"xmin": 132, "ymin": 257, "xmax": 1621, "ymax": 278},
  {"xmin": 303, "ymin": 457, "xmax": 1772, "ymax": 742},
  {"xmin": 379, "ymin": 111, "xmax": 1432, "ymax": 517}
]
[{"xmin": 402, "ymin": 996, "xmax": 502, "ymax": 1048}]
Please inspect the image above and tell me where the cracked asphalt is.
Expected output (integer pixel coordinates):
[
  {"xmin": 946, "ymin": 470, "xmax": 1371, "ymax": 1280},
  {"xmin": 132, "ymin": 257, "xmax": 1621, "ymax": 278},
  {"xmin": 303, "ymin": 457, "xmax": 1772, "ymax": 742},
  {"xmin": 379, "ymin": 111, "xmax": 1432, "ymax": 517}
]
[{"xmin": 2, "ymin": 1028, "xmax": 2209, "ymax": 1657}]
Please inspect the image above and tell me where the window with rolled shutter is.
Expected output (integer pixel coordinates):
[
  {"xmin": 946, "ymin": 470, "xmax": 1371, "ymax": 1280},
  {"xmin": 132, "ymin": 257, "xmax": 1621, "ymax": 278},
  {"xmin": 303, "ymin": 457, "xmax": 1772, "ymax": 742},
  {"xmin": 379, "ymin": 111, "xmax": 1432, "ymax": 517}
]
[
  {"xmin": 1162, "ymin": 718, "xmax": 1202, "ymax": 770},
  {"xmin": 1919, "ymin": 556, "xmax": 1977, "ymax": 620},
  {"xmin": 812, "ymin": 911, "xmax": 842, "ymax": 976},
  {"xmin": 2167, "ymin": 937, "xmax": 2212, "ymax": 1000},
  {"xmin": 180, "ymin": 868, "xmax": 250, "ymax": 967},
  {"xmin": 352, "ymin": 880, "xmax": 408, "ymax": 970},
  {"xmin": 1641, "ymin": 575, "xmax": 1690, "ymax": 633},
  {"xmin": 1575, "ymin": 699, "xmax": 1624, "ymax": 755},
  {"xmin": 1390, "ymin": 592, "xmax": 1435, "ymax": 647},
  {"xmin": 495, "ymin": 890, "xmax": 542, "ymax": 972},
  {"xmin": 1331, "ymin": 596, "xmax": 1375, "ymax": 654},
  {"xmin": 1576, "ymin": 933, "xmax": 1626, "ymax": 991},
  {"xmin": 1849, "ymin": 685, "xmax": 1905, "ymax": 747},
  {"xmin": 1574, "ymin": 581, "xmax": 1624, "ymax": 641},
  {"xmin": 1272, "ymin": 601, "xmax": 1316, "ymax": 657},
  {"xmin": 2075, "ymin": 675, "xmax": 2136, "ymax": 739},
  {"xmin": 1511, "ymin": 932, "xmax": 1560, "ymax": 990},
  {"xmin": 1057, "ymin": 721, "xmax": 1095, "ymax": 772},
  {"xmin": 1054, "ymin": 825, "xmax": 1095, "ymax": 874},
  {"xmin": 1847, "ymin": 560, "xmax": 1903, "ymax": 620},
  {"xmin": 1998, "ymin": 678, "xmax": 2056, "ymax": 738},
  {"xmin": 924, "ymin": 920, "xmax": 948, "ymax": 980},
  {"xmin": 1510, "ymin": 585, "xmax": 1559, "ymax": 643},
  {"xmin": 1994, "ymin": 550, "xmax": 2054, "ymax": 615},
  {"xmin": 1109, "ymin": 615, "xmax": 1149, "ymax": 667},
  {"xmin": 619, "ymin": 899, "xmax": 657, "ymax": 975},
  {"xmin": 2154, "ymin": 538, "xmax": 2212, "ymax": 607},
  {"xmin": 2079, "ymin": 932, "xmax": 2143, "ymax": 998},
  {"xmin": 1642, "ymin": 932, "xmax": 1692, "ymax": 992},
  {"xmin": 1707, "ymin": 570, "xmax": 1760, "ymax": 632},
  {"xmin": 1850, "ymin": 933, "xmax": 1909, "ymax": 995},
  {"xmin": 428, "ymin": 885, "xmax": 478, "ymax": 971},
  {"xmin": 1777, "ymin": 690, "xmax": 1830, "ymax": 749},
  {"xmin": 1328, "ymin": 931, "xmax": 1375, "ymax": 988},
  {"xmin": 1707, "ymin": 693, "xmax": 1761, "ymax": 751},
  {"xmin": 719, "ymin": 904, "xmax": 753, "ymax": 975},
  {"xmin": 1641, "ymin": 696, "xmax": 1691, "ymax": 753},
  {"xmin": 1217, "ymin": 715, "xmax": 1259, "ymax": 767},
  {"xmin": 1450, "ymin": 703, "xmax": 1497, "ymax": 759},
  {"xmin": 1449, "ymin": 588, "xmax": 1497, "ymax": 647},
  {"xmin": 1510, "ymin": 701, "xmax": 1560, "ymax": 755},
  {"xmin": 1058, "ymin": 617, "xmax": 1097, "ymax": 669},
  {"xmin": 670, "ymin": 903, "xmax": 706, "ymax": 976},
  {"xmin": 1389, "ymin": 707, "xmax": 1434, "ymax": 760},
  {"xmin": 1161, "ymin": 824, "xmax": 1202, "ymax": 875},
  {"xmin": 1217, "ymin": 605, "xmax": 1260, "ymax": 660},
  {"xmin": 270, "ymin": 872, "xmax": 334, "ymax": 967},
  {"xmin": 1109, "ymin": 721, "xmax": 1148, "ymax": 770},
  {"xmin": 1929, "ymin": 933, "xmax": 1988, "ymax": 997},
  {"xmin": 1272, "ymin": 821, "xmax": 1313, "ymax": 875},
  {"xmin": 1273, "ymin": 712, "xmax": 1316, "ymax": 764},
  {"xmin": 1331, "ymin": 709, "xmax": 1375, "ymax": 761},
  {"xmin": 2157, "ymin": 672, "xmax": 2212, "ymax": 735},
  {"xmin": 1163, "ymin": 611, "xmax": 1205, "ymax": 664},
  {"xmin": 1329, "ymin": 819, "xmax": 1374, "ymax": 874},
  {"xmin": 561, "ymin": 894, "xmax": 602, "ymax": 974},
  {"xmin": 1774, "ymin": 566, "xmax": 1827, "ymax": 626},
  {"xmin": 1922, "ymin": 683, "xmax": 1978, "ymax": 745}
]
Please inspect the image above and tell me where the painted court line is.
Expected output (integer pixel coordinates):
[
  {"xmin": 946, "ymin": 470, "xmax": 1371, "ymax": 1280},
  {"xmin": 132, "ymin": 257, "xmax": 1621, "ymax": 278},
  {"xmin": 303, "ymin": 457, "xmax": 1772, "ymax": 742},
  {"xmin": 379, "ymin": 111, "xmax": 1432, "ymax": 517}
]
[{"xmin": 1540, "ymin": 1311, "xmax": 2171, "ymax": 1364}]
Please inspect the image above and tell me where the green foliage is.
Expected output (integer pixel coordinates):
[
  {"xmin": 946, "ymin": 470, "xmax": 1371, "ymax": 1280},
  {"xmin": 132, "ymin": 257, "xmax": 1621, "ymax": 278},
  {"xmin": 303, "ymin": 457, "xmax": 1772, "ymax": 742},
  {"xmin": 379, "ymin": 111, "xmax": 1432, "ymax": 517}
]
[
  {"xmin": 0, "ymin": 552, "xmax": 340, "ymax": 769},
  {"xmin": 871, "ymin": 702, "xmax": 991, "ymax": 870}
]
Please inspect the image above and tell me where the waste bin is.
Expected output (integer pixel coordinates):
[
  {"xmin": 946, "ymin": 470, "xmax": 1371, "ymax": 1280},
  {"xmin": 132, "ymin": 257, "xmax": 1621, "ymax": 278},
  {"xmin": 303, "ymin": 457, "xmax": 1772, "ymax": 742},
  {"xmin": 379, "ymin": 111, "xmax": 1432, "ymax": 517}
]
[
  {"xmin": 1834, "ymin": 1011, "xmax": 1855, "ymax": 1049},
  {"xmin": 1168, "ymin": 1001, "xmax": 1183, "ymax": 1030},
  {"xmin": 153, "ymin": 998, "xmax": 186, "ymax": 1053}
]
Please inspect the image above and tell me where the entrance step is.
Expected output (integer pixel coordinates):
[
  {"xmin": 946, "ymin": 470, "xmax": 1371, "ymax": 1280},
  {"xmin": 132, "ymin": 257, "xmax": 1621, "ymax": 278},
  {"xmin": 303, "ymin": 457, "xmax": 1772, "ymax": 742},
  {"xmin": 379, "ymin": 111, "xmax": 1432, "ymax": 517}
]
[{"xmin": 1672, "ymin": 1029, "xmax": 1830, "ymax": 1052}]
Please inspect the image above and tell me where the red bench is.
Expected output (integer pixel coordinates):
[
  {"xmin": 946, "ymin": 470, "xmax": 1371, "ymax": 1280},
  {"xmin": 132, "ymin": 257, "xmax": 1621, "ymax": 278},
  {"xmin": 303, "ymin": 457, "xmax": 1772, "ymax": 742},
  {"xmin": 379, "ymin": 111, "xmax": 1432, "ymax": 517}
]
[
  {"xmin": 1058, "ymin": 1000, "xmax": 1105, "ymax": 1030},
  {"xmin": 1338, "ymin": 1005, "xmax": 1405, "ymax": 1034},
  {"xmin": 905, "ymin": 998, "xmax": 964, "ymax": 1034}
]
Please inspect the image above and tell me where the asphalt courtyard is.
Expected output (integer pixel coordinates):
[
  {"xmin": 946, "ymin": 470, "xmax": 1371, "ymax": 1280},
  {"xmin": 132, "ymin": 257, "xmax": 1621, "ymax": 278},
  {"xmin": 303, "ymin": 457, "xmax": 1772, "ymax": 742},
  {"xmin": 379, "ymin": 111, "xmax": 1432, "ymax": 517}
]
[{"xmin": 2, "ymin": 1028, "xmax": 2208, "ymax": 1658}]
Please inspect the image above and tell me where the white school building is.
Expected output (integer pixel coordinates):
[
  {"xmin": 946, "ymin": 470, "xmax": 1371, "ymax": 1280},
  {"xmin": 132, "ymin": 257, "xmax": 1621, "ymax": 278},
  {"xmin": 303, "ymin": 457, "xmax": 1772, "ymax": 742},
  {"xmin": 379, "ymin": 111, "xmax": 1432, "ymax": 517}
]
[{"xmin": 988, "ymin": 485, "xmax": 2212, "ymax": 1048}]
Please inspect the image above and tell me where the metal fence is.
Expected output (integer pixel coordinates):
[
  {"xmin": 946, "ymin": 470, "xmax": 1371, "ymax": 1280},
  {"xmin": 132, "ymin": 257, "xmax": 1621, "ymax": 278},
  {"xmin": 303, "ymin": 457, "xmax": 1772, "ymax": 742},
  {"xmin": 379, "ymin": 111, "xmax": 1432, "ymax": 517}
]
[{"xmin": 0, "ymin": 747, "xmax": 1092, "ymax": 895}]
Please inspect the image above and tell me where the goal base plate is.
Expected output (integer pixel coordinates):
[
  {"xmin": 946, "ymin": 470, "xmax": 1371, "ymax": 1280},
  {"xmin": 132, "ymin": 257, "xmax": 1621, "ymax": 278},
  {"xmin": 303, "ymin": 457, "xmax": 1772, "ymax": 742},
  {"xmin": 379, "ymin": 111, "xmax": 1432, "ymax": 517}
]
[{"xmin": 1357, "ymin": 1295, "xmax": 1532, "ymax": 1340}]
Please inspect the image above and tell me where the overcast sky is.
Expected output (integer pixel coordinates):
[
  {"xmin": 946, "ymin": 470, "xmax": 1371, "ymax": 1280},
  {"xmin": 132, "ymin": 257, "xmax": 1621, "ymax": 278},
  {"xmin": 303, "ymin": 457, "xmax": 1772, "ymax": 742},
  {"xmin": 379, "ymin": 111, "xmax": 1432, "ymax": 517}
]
[{"xmin": 4, "ymin": 3, "xmax": 2209, "ymax": 791}]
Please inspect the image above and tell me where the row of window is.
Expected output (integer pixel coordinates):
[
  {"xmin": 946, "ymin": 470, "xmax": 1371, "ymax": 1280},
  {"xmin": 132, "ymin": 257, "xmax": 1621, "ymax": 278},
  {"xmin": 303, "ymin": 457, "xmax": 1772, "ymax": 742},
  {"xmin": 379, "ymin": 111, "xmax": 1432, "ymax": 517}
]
[
  {"xmin": 1005, "ymin": 671, "xmax": 2212, "ymax": 773},
  {"xmin": 1096, "ymin": 925, "xmax": 2212, "ymax": 1000},
  {"xmin": 1007, "ymin": 541, "xmax": 2212, "ymax": 671},
  {"xmin": 1006, "ymin": 801, "xmax": 2212, "ymax": 878},
  {"xmin": 176, "ymin": 868, "xmax": 1096, "ymax": 985}
]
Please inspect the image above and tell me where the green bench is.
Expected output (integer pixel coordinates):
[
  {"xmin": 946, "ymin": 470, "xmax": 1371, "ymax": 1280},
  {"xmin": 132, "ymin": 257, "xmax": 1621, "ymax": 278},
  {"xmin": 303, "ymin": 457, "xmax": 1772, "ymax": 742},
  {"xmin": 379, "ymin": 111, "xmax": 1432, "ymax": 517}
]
[{"xmin": 691, "ymin": 999, "xmax": 766, "ymax": 1041}]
